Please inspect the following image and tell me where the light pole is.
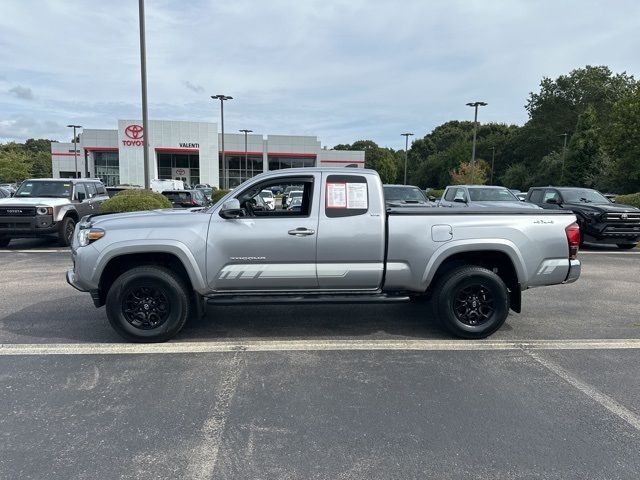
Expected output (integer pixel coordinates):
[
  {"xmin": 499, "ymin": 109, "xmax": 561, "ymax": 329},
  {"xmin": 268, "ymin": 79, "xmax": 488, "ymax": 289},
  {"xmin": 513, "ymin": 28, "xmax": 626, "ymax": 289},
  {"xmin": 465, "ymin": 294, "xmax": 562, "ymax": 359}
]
[
  {"xmin": 466, "ymin": 101, "xmax": 487, "ymax": 183},
  {"xmin": 490, "ymin": 146, "xmax": 496, "ymax": 184},
  {"xmin": 138, "ymin": 0, "xmax": 150, "ymax": 189},
  {"xmin": 239, "ymin": 129, "xmax": 253, "ymax": 181},
  {"xmin": 401, "ymin": 132, "xmax": 414, "ymax": 185},
  {"xmin": 212, "ymin": 95, "xmax": 233, "ymax": 189},
  {"xmin": 559, "ymin": 133, "xmax": 568, "ymax": 185},
  {"xmin": 66, "ymin": 125, "xmax": 82, "ymax": 178}
]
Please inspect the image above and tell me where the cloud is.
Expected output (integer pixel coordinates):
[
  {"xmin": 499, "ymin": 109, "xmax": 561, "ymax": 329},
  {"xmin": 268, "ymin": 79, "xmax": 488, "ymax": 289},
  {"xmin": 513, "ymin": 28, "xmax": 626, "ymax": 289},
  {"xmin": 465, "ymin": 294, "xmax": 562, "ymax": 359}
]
[
  {"xmin": 184, "ymin": 81, "xmax": 205, "ymax": 94},
  {"xmin": 8, "ymin": 85, "xmax": 34, "ymax": 100}
]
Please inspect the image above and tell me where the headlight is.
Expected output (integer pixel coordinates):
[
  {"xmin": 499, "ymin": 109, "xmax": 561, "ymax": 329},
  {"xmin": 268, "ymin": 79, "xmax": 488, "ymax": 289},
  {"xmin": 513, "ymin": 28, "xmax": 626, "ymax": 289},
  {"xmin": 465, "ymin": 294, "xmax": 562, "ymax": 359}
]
[
  {"xmin": 37, "ymin": 207, "xmax": 53, "ymax": 215},
  {"xmin": 78, "ymin": 228, "xmax": 105, "ymax": 247}
]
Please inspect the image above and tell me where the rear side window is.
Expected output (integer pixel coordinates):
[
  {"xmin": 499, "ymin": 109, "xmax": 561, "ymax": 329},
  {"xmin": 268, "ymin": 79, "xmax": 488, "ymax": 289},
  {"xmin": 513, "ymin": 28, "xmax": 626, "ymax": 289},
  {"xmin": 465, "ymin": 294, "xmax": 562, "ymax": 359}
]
[
  {"xmin": 96, "ymin": 184, "xmax": 107, "ymax": 195},
  {"xmin": 325, "ymin": 174, "xmax": 368, "ymax": 218},
  {"xmin": 529, "ymin": 189, "xmax": 543, "ymax": 203}
]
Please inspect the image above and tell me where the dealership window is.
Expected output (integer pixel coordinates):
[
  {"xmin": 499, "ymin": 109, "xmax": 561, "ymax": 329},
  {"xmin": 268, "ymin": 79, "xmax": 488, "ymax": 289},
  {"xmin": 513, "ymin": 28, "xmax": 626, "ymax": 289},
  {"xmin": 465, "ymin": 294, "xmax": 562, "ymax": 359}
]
[
  {"xmin": 219, "ymin": 154, "xmax": 263, "ymax": 188},
  {"xmin": 157, "ymin": 152, "xmax": 200, "ymax": 186},
  {"xmin": 268, "ymin": 155, "xmax": 316, "ymax": 171},
  {"xmin": 94, "ymin": 151, "xmax": 120, "ymax": 186}
]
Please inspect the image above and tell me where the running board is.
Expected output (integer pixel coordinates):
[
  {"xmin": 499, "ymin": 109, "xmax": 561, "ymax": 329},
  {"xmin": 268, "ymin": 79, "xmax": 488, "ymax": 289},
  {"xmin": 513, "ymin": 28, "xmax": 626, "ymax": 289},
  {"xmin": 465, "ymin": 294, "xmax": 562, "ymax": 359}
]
[{"xmin": 206, "ymin": 293, "xmax": 411, "ymax": 306}]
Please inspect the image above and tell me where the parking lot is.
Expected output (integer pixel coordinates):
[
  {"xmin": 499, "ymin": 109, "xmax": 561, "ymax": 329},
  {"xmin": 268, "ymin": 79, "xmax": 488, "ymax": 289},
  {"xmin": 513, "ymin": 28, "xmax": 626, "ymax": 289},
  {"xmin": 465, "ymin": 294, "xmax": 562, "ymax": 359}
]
[{"xmin": 1, "ymin": 244, "xmax": 639, "ymax": 479}]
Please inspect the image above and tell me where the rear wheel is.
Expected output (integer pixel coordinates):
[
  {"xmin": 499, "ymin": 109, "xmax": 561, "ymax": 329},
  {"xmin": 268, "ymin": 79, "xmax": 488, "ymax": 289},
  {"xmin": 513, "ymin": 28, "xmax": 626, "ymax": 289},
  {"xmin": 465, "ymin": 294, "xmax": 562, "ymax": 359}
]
[
  {"xmin": 57, "ymin": 216, "xmax": 76, "ymax": 247},
  {"xmin": 105, "ymin": 266, "xmax": 190, "ymax": 342},
  {"xmin": 617, "ymin": 243, "xmax": 637, "ymax": 250},
  {"xmin": 432, "ymin": 266, "xmax": 510, "ymax": 339},
  {"xmin": 0, "ymin": 237, "xmax": 10, "ymax": 248}
]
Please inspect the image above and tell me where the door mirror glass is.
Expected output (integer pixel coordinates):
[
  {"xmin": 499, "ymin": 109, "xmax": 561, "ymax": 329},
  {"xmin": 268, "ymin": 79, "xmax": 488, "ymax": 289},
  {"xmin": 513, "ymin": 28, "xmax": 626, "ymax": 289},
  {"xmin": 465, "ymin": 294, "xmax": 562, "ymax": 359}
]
[
  {"xmin": 428, "ymin": 196, "xmax": 436, "ymax": 202},
  {"xmin": 219, "ymin": 199, "xmax": 242, "ymax": 219},
  {"xmin": 453, "ymin": 197, "xmax": 467, "ymax": 203},
  {"xmin": 545, "ymin": 197, "xmax": 559, "ymax": 205}
]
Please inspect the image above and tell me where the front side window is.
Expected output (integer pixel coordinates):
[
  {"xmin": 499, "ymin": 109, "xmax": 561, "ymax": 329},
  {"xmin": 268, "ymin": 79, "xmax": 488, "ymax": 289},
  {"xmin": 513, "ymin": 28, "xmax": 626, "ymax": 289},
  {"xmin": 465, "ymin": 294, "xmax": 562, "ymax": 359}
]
[
  {"xmin": 236, "ymin": 177, "xmax": 314, "ymax": 217},
  {"xmin": 453, "ymin": 189, "xmax": 467, "ymax": 202},
  {"xmin": 74, "ymin": 183, "xmax": 87, "ymax": 201},
  {"xmin": 543, "ymin": 189, "xmax": 560, "ymax": 203},
  {"xmin": 85, "ymin": 182, "xmax": 97, "ymax": 198},
  {"xmin": 529, "ymin": 189, "xmax": 543, "ymax": 203}
]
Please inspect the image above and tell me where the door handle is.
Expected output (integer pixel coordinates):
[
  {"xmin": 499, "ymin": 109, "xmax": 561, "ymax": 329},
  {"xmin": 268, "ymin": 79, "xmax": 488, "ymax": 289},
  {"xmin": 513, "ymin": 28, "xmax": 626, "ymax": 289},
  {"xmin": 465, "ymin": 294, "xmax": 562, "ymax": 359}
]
[{"xmin": 288, "ymin": 227, "xmax": 315, "ymax": 237}]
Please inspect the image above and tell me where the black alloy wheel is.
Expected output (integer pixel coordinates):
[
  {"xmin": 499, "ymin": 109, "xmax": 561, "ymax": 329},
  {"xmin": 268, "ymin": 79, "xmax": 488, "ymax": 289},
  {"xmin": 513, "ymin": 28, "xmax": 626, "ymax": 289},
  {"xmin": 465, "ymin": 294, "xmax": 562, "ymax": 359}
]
[
  {"xmin": 122, "ymin": 285, "xmax": 170, "ymax": 330},
  {"xmin": 452, "ymin": 284, "xmax": 495, "ymax": 326}
]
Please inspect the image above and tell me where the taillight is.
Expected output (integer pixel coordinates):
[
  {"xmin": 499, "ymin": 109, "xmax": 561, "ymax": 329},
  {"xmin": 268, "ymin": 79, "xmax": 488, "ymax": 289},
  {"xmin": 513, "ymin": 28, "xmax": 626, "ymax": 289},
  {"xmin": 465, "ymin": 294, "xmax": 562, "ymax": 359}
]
[{"xmin": 565, "ymin": 222, "xmax": 580, "ymax": 260}]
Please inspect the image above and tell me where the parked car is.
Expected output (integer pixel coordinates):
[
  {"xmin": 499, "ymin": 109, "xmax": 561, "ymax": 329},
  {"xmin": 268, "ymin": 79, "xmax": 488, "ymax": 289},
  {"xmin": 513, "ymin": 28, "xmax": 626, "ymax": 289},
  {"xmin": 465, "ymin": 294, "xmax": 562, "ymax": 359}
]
[
  {"xmin": 195, "ymin": 186, "xmax": 214, "ymax": 200},
  {"xmin": 287, "ymin": 196, "xmax": 303, "ymax": 212},
  {"xmin": 439, "ymin": 185, "xmax": 541, "ymax": 209},
  {"xmin": 525, "ymin": 186, "xmax": 640, "ymax": 249},
  {"xmin": 283, "ymin": 190, "xmax": 303, "ymax": 208},
  {"xmin": 0, "ymin": 183, "xmax": 17, "ymax": 194},
  {"xmin": 0, "ymin": 178, "xmax": 108, "ymax": 247},
  {"xmin": 383, "ymin": 184, "xmax": 434, "ymax": 207},
  {"xmin": 105, "ymin": 185, "xmax": 142, "ymax": 198},
  {"xmin": 259, "ymin": 189, "xmax": 275, "ymax": 210},
  {"xmin": 67, "ymin": 167, "xmax": 580, "ymax": 342},
  {"xmin": 281, "ymin": 185, "xmax": 303, "ymax": 207},
  {"xmin": 0, "ymin": 187, "xmax": 12, "ymax": 198},
  {"xmin": 161, "ymin": 189, "xmax": 210, "ymax": 208}
]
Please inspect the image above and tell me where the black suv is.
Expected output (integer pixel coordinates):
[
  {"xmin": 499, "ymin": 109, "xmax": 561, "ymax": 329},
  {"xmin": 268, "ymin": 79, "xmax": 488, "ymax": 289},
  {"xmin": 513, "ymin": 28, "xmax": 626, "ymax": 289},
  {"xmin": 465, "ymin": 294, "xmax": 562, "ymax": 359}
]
[{"xmin": 526, "ymin": 187, "xmax": 640, "ymax": 249}]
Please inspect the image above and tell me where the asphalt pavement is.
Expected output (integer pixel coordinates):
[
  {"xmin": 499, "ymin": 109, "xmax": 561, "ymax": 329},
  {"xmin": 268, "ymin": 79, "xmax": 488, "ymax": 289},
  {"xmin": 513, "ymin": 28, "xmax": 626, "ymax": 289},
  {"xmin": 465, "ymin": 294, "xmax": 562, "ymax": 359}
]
[{"xmin": 1, "ymin": 245, "xmax": 639, "ymax": 479}]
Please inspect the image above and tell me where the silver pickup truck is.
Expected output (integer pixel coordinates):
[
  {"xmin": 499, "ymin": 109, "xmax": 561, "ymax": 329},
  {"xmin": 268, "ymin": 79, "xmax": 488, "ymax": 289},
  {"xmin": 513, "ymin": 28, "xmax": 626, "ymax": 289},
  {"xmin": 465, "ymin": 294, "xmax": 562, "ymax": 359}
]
[{"xmin": 67, "ymin": 168, "xmax": 581, "ymax": 342}]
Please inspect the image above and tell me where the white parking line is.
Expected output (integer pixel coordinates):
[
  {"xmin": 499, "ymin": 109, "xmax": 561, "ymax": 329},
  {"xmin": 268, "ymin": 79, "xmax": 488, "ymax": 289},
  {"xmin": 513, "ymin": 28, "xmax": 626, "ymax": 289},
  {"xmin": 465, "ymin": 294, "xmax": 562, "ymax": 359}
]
[
  {"xmin": 1, "ymin": 338, "xmax": 640, "ymax": 355},
  {"xmin": 527, "ymin": 350, "xmax": 640, "ymax": 432},
  {"xmin": 0, "ymin": 249, "xmax": 68, "ymax": 253}
]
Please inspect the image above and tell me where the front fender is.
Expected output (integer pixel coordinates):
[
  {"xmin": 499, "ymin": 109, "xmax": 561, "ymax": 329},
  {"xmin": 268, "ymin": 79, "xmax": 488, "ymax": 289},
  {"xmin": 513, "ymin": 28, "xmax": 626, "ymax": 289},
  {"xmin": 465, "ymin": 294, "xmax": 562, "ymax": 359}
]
[
  {"xmin": 91, "ymin": 240, "xmax": 208, "ymax": 293},
  {"xmin": 421, "ymin": 238, "xmax": 527, "ymax": 288},
  {"xmin": 54, "ymin": 205, "xmax": 78, "ymax": 222}
]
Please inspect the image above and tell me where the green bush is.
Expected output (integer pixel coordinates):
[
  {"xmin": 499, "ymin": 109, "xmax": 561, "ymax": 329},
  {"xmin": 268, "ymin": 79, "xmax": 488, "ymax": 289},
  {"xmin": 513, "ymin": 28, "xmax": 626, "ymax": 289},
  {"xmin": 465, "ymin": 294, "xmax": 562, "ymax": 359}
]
[
  {"xmin": 212, "ymin": 189, "xmax": 231, "ymax": 204},
  {"xmin": 614, "ymin": 192, "xmax": 640, "ymax": 208},
  {"xmin": 100, "ymin": 189, "xmax": 172, "ymax": 214},
  {"xmin": 428, "ymin": 188, "xmax": 445, "ymax": 200}
]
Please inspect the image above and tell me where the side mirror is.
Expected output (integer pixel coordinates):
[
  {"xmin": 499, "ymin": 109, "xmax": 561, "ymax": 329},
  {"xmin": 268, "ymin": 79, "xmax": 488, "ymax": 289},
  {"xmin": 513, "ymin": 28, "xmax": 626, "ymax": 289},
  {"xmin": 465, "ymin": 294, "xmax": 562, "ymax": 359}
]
[
  {"xmin": 428, "ymin": 196, "xmax": 436, "ymax": 202},
  {"xmin": 219, "ymin": 199, "xmax": 242, "ymax": 219},
  {"xmin": 77, "ymin": 192, "xmax": 86, "ymax": 201},
  {"xmin": 545, "ymin": 198, "xmax": 559, "ymax": 205},
  {"xmin": 610, "ymin": 198, "xmax": 616, "ymax": 203},
  {"xmin": 453, "ymin": 197, "xmax": 467, "ymax": 204}
]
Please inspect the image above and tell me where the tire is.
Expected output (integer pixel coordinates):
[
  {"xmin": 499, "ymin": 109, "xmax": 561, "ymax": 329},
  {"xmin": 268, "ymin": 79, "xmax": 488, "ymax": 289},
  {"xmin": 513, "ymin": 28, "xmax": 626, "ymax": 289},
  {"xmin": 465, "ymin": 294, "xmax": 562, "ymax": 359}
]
[
  {"xmin": 616, "ymin": 243, "xmax": 637, "ymax": 250},
  {"xmin": 105, "ymin": 266, "xmax": 190, "ymax": 342},
  {"xmin": 432, "ymin": 266, "xmax": 510, "ymax": 339},
  {"xmin": 0, "ymin": 237, "xmax": 10, "ymax": 248},
  {"xmin": 57, "ymin": 216, "xmax": 76, "ymax": 247}
]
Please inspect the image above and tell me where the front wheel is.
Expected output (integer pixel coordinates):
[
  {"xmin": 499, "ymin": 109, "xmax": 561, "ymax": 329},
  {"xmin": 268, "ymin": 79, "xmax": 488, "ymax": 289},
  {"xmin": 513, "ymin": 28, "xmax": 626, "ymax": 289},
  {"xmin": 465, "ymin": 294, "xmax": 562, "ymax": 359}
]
[
  {"xmin": 105, "ymin": 266, "xmax": 190, "ymax": 342},
  {"xmin": 57, "ymin": 216, "xmax": 76, "ymax": 247},
  {"xmin": 617, "ymin": 243, "xmax": 637, "ymax": 250},
  {"xmin": 432, "ymin": 266, "xmax": 510, "ymax": 339}
]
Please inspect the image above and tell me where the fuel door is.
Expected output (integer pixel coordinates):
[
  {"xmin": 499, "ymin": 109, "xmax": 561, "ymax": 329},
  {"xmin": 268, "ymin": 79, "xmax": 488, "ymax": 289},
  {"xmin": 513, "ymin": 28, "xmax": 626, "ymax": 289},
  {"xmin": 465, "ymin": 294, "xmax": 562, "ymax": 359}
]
[{"xmin": 431, "ymin": 224, "xmax": 453, "ymax": 242}]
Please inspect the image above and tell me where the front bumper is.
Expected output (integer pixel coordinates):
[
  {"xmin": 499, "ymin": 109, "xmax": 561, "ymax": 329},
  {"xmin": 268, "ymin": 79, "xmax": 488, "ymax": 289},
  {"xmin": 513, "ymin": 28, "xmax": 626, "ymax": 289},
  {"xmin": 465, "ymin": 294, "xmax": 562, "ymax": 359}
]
[
  {"xmin": 564, "ymin": 259, "xmax": 581, "ymax": 284},
  {"xmin": 0, "ymin": 215, "xmax": 57, "ymax": 236},
  {"xmin": 66, "ymin": 269, "xmax": 86, "ymax": 292}
]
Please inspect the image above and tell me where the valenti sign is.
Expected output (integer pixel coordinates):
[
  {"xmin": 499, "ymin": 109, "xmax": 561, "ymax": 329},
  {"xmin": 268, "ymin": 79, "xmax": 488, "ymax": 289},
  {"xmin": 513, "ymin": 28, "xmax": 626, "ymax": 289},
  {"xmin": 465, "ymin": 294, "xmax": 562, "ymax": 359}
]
[{"xmin": 122, "ymin": 124, "xmax": 144, "ymax": 146}]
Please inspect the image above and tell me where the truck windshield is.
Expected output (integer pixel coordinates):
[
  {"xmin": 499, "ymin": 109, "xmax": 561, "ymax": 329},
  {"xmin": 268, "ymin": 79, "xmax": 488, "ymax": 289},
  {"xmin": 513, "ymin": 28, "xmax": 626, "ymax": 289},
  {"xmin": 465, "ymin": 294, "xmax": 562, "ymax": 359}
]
[
  {"xmin": 15, "ymin": 181, "xmax": 72, "ymax": 198},
  {"xmin": 468, "ymin": 188, "xmax": 518, "ymax": 202},
  {"xmin": 384, "ymin": 186, "xmax": 427, "ymax": 202},
  {"xmin": 559, "ymin": 188, "xmax": 609, "ymax": 204}
]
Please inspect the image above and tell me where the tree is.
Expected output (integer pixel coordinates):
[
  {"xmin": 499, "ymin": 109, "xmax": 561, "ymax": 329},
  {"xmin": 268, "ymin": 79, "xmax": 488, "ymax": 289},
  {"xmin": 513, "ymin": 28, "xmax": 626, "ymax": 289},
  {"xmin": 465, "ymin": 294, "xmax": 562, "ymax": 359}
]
[
  {"xmin": 0, "ymin": 148, "xmax": 31, "ymax": 182},
  {"xmin": 332, "ymin": 140, "xmax": 398, "ymax": 182},
  {"xmin": 602, "ymin": 84, "xmax": 640, "ymax": 193},
  {"xmin": 563, "ymin": 105, "xmax": 602, "ymax": 187},
  {"xmin": 450, "ymin": 160, "xmax": 489, "ymax": 185},
  {"xmin": 376, "ymin": 150, "xmax": 397, "ymax": 183},
  {"xmin": 501, "ymin": 163, "xmax": 531, "ymax": 191}
]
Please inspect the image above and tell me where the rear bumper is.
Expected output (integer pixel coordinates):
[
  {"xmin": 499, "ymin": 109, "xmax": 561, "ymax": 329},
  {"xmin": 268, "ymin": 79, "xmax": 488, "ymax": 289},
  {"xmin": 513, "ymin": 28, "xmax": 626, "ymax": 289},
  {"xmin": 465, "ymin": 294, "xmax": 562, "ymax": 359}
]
[{"xmin": 564, "ymin": 259, "xmax": 581, "ymax": 284}]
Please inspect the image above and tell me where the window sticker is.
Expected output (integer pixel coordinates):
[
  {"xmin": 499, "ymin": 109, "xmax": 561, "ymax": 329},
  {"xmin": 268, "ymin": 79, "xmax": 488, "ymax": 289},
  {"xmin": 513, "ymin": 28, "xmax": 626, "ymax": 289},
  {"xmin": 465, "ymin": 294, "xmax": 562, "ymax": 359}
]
[
  {"xmin": 346, "ymin": 183, "xmax": 368, "ymax": 209},
  {"xmin": 326, "ymin": 182, "xmax": 347, "ymax": 208}
]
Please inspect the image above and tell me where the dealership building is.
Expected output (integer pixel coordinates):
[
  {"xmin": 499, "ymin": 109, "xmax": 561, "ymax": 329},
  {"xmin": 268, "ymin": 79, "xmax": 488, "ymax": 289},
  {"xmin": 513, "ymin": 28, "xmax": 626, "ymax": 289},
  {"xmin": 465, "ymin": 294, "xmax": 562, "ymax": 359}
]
[{"xmin": 50, "ymin": 119, "xmax": 365, "ymax": 188}]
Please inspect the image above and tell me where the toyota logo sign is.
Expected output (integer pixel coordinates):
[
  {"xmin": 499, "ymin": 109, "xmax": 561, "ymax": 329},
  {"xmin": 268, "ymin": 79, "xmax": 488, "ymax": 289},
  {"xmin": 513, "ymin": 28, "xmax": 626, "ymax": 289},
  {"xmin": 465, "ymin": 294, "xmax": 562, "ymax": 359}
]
[
  {"xmin": 175, "ymin": 168, "xmax": 186, "ymax": 175},
  {"xmin": 122, "ymin": 124, "xmax": 144, "ymax": 146}
]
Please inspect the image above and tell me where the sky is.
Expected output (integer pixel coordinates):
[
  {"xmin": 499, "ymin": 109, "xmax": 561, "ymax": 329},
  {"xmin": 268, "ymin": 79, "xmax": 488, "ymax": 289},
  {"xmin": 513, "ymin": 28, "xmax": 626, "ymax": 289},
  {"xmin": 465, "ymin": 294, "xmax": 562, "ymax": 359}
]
[{"xmin": 1, "ymin": 0, "xmax": 639, "ymax": 149}]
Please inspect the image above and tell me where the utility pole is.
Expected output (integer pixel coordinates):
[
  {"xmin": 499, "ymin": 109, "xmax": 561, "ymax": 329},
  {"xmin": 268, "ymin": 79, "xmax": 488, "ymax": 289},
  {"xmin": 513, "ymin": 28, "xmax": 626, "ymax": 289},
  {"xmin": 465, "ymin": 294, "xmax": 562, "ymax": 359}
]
[
  {"xmin": 138, "ymin": 0, "xmax": 150, "ymax": 189},
  {"xmin": 560, "ymin": 133, "xmax": 568, "ymax": 185},
  {"xmin": 66, "ymin": 125, "xmax": 82, "ymax": 178},
  {"xmin": 466, "ymin": 101, "xmax": 487, "ymax": 183},
  {"xmin": 490, "ymin": 146, "xmax": 496, "ymax": 184},
  {"xmin": 401, "ymin": 132, "xmax": 414, "ymax": 185},
  {"xmin": 212, "ymin": 95, "xmax": 233, "ymax": 188},
  {"xmin": 239, "ymin": 129, "xmax": 253, "ymax": 181}
]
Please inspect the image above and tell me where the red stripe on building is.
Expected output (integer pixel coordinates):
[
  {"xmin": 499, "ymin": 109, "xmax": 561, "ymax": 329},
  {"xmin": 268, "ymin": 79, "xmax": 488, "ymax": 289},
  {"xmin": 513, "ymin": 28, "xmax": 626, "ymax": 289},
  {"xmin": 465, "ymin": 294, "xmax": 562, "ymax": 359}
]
[
  {"xmin": 320, "ymin": 160, "xmax": 365, "ymax": 164},
  {"xmin": 267, "ymin": 152, "xmax": 316, "ymax": 158},
  {"xmin": 223, "ymin": 151, "xmax": 264, "ymax": 156},
  {"xmin": 84, "ymin": 147, "xmax": 118, "ymax": 152}
]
